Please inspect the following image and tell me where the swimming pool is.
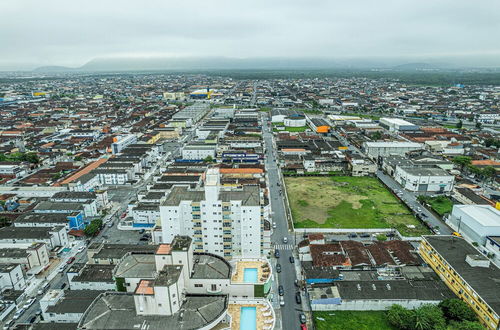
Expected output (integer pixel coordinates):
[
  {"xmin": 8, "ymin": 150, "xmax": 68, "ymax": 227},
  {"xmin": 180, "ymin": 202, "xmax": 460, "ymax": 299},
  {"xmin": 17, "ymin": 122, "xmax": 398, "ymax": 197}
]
[
  {"xmin": 240, "ymin": 306, "xmax": 257, "ymax": 330},
  {"xmin": 243, "ymin": 268, "xmax": 258, "ymax": 283}
]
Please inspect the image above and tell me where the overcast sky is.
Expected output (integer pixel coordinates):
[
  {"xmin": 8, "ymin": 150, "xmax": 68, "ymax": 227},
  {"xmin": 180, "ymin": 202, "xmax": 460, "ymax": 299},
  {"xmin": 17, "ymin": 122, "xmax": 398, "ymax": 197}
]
[{"xmin": 1, "ymin": 0, "xmax": 500, "ymax": 70}]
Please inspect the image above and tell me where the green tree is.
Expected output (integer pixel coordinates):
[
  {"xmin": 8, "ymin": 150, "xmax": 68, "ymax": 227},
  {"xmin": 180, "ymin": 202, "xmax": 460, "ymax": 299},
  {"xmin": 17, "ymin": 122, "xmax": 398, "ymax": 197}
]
[
  {"xmin": 456, "ymin": 120, "xmax": 463, "ymax": 129},
  {"xmin": 481, "ymin": 166, "xmax": 497, "ymax": 183},
  {"xmin": 412, "ymin": 304, "xmax": 446, "ymax": 330},
  {"xmin": 371, "ymin": 131, "xmax": 382, "ymax": 140},
  {"xmin": 438, "ymin": 299, "xmax": 477, "ymax": 323},
  {"xmin": 84, "ymin": 218, "xmax": 103, "ymax": 237},
  {"xmin": 387, "ymin": 304, "xmax": 414, "ymax": 329},
  {"xmin": 452, "ymin": 156, "xmax": 472, "ymax": 171},
  {"xmin": 203, "ymin": 155, "xmax": 214, "ymax": 163},
  {"xmin": 484, "ymin": 138, "xmax": 495, "ymax": 147},
  {"xmin": 476, "ymin": 122, "xmax": 482, "ymax": 129}
]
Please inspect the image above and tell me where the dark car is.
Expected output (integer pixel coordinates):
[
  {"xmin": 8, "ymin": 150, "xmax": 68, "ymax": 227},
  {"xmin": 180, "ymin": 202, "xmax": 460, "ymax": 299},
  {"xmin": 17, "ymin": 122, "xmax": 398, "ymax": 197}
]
[
  {"xmin": 300, "ymin": 313, "xmax": 307, "ymax": 324},
  {"xmin": 29, "ymin": 316, "xmax": 37, "ymax": 323},
  {"xmin": 66, "ymin": 257, "xmax": 75, "ymax": 264},
  {"xmin": 386, "ymin": 233, "xmax": 395, "ymax": 237},
  {"xmin": 274, "ymin": 249, "xmax": 280, "ymax": 258},
  {"xmin": 420, "ymin": 212, "xmax": 427, "ymax": 218},
  {"xmin": 276, "ymin": 264, "xmax": 281, "ymax": 273},
  {"xmin": 294, "ymin": 279, "xmax": 300, "ymax": 288},
  {"xmin": 348, "ymin": 233, "xmax": 357, "ymax": 238},
  {"xmin": 359, "ymin": 233, "xmax": 370, "ymax": 238},
  {"xmin": 295, "ymin": 292, "xmax": 302, "ymax": 304},
  {"xmin": 139, "ymin": 229, "xmax": 145, "ymax": 234},
  {"xmin": 60, "ymin": 283, "xmax": 67, "ymax": 289},
  {"xmin": 139, "ymin": 237, "xmax": 149, "ymax": 241},
  {"xmin": 278, "ymin": 285, "xmax": 284, "ymax": 296},
  {"xmin": 289, "ymin": 256, "xmax": 295, "ymax": 263}
]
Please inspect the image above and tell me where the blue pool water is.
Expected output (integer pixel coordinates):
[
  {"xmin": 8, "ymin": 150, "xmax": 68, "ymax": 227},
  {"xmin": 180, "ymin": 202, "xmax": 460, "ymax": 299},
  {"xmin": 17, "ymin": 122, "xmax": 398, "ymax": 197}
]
[
  {"xmin": 243, "ymin": 268, "xmax": 258, "ymax": 283},
  {"xmin": 240, "ymin": 306, "xmax": 257, "ymax": 330}
]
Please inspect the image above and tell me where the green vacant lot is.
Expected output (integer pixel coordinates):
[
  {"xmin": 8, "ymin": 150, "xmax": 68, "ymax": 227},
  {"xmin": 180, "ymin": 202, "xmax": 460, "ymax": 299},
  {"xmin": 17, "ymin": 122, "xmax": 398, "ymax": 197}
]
[
  {"xmin": 420, "ymin": 195, "xmax": 454, "ymax": 217},
  {"xmin": 286, "ymin": 176, "xmax": 430, "ymax": 236},
  {"xmin": 314, "ymin": 311, "xmax": 396, "ymax": 330}
]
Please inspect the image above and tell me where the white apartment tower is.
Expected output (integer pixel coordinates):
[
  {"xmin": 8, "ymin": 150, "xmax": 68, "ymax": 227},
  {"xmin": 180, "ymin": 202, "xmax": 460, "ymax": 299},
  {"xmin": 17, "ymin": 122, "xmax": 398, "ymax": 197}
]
[{"xmin": 160, "ymin": 168, "xmax": 265, "ymax": 258}]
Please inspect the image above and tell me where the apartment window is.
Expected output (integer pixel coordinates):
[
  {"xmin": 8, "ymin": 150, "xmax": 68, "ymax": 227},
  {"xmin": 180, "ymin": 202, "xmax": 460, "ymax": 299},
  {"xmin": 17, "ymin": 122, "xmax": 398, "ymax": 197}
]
[
  {"xmin": 194, "ymin": 284, "xmax": 203, "ymax": 287},
  {"xmin": 211, "ymin": 284, "xmax": 217, "ymax": 291}
]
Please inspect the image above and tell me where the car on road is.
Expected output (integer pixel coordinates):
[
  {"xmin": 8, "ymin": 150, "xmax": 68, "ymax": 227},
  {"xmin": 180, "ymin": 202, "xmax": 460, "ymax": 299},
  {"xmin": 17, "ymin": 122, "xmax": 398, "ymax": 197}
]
[
  {"xmin": 434, "ymin": 229, "xmax": 441, "ymax": 235},
  {"xmin": 66, "ymin": 257, "xmax": 75, "ymax": 264},
  {"xmin": 386, "ymin": 233, "xmax": 395, "ymax": 238},
  {"xmin": 348, "ymin": 233, "xmax": 357, "ymax": 238},
  {"xmin": 279, "ymin": 296, "xmax": 285, "ymax": 306},
  {"xmin": 272, "ymin": 222, "xmax": 276, "ymax": 229},
  {"xmin": 139, "ymin": 237, "xmax": 149, "ymax": 241},
  {"xmin": 77, "ymin": 246, "xmax": 85, "ymax": 253},
  {"xmin": 3, "ymin": 320, "xmax": 14, "ymax": 329},
  {"xmin": 359, "ymin": 233, "xmax": 370, "ymax": 238},
  {"xmin": 58, "ymin": 265, "xmax": 65, "ymax": 273},
  {"xmin": 121, "ymin": 212, "xmax": 127, "ymax": 219},
  {"xmin": 13, "ymin": 308, "xmax": 25, "ymax": 320},
  {"xmin": 29, "ymin": 315, "xmax": 37, "ymax": 323},
  {"xmin": 276, "ymin": 264, "xmax": 281, "ymax": 273},
  {"xmin": 274, "ymin": 249, "xmax": 280, "ymax": 258},
  {"xmin": 295, "ymin": 292, "xmax": 301, "ymax": 304},
  {"xmin": 139, "ymin": 229, "xmax": 145, "ymax": 234},
  {"xmin": 61, "ymin": 283, "xmax": 67, "ymax": 289},
  {"xmin": 107, "ymin": 222, "xmax": 114, "ymax": 228},
  {"xmin": 420, "ymin": 212, "xmax": 427, "ymax": 218},
  {"xmin": 282, "ymin": 237, "xmax": 288, "ymax": 243},
  {"xmin": 23, "ymin": 298, "xmax": 36, "ymax": 309},
  {"xmin": 300, "ymin": 313, "xmax": 307, "ymax": 324},
  {"xmin": 278, "ymin": 285, "xmax": 284, "ymax": 296},
  {"xmin": 289, "ymin": 256, "xmax": 295, "ymax": 263},
  {"xmin": 452, "ymin": 232, "xmax": 462, "ymax": 237},
  {"xmin": 294, "ymin": 280, "xmax": 299, "ymax": 288},
  {"xmin": 300, "ymin": 324, "xmax": 308, "ymax": 330}
]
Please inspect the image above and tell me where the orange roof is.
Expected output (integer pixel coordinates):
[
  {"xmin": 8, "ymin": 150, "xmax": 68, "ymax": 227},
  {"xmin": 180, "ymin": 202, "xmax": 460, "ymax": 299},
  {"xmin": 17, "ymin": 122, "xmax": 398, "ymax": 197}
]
[
  {"xmin": 55, "ymin": 157, "xmax": 108, "ymax": 186},
  {"xmin": 282, "ymin": 148, "xmax": 306, "ymax": 152},
  {"xmin": 135, "ymin": 280, "xmax": 155, "ymax": 295},
  {"xmin": 156, "ymin": 244, "xmax": 172, "ymax": 255},
  {"xmin": 220, "ymin": 168, "xmax": 263, "ymax": 174},
  {"xmin": 471, "ymin": 160, "xmax": 500, "ymax": 166}
]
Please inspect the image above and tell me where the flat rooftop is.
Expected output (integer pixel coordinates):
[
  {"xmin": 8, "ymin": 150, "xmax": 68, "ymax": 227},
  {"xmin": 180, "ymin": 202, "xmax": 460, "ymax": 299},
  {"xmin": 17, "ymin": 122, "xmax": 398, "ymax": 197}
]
[
  {"xmin": 423, "ymin": 235, "xmax": 500, "ymax": 314},
  {"xmin": 162, "ymin": 185, "xmax": 260, "ymax": 207},
  {"xmin": 46, "ymin": 290, "xmax": 102, "ymax": 315},
  {"xmin": 454, "ymin": 205, "xmax": 500, "ymax": 228}
]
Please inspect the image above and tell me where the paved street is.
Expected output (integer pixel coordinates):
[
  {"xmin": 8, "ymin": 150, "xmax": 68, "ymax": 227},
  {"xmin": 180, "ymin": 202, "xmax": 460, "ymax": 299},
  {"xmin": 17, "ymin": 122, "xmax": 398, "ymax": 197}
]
[
  {"xmin": 376, "ymin": 170, "xmax": 452, "ymax": 235},
  {"xmin": 262, "ymin": 116, "xmax": 304, "ymax": 330}
]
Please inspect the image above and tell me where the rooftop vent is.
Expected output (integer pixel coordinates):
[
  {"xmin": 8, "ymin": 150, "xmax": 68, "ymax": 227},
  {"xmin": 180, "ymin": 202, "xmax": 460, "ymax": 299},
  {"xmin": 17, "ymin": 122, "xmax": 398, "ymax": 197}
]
[{"xmin": 465, "ymin": 254, "xmax": 490, "ymax": 268}]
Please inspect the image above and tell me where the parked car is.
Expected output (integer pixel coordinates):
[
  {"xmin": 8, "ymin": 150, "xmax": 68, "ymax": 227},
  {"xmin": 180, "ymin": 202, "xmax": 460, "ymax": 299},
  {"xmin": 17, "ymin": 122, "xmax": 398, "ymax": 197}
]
[
  {"xmin": 66, "ymin": 257, "xmax": 75, "ymax": 264},
  {"xmin": 77, "ymin": 246, "xmax": 85, "ymax": 253},
  {"xmin": 139, "ymin": 237, "xmax": 149, "ymax": 241},
  {"xmin": 289, "ymin": 256, "xmax": 295, "ymax": 263},
  {"xmin": 274, "ymin": 249, "xmax": 280, "ymax": 258},
  {"xmin": 420, "ymin": 212, "xmax": 427, "ymax": 218},
  {"xmin": 348, "ymin": 233, "xmax": 357, "ymax": 238},
  {"xmin": 276, "ymin": 264, "xmax": 281, "ymax": 273},
  {"xmin": 58, "ymin": 266, "xmax": 65, "ymax": 273},
  {"xmin": 60, "ymin": 283, "xmax": 67, "ymax": 289},
  {"xmin": 295, "ymin": 292, "xmax": 302, "ymax": 304},
  {"xmin": 359, "ymin": 233, "xmax": 370, "ymax": 238},
  {"xmin": 3, "ymin": 320, "xmax": 14, "ymax": 329},
  {"xmin": 107, "ymin": 222, "xmax": 114, "ymax": 228},
  {"xmin": 279, "ymin": 296, "xmax": 285, "ymax": 306},
  {"xmin": 283, "ymin": 237, "xmax": 288, "ymax": 243},
  {"xmin": 300, "ymin": 324, "xmax": 308, "ymax": 330},
  {"xmin": 300, "ymin": 313, "xmax": 307, "ymax": 324},
  {"xmin": 29, "ymin": 315, "xmax": 37, "ymax": 323},
  {"xmin": 294, "ymin": 279, "xmax": 300, "ymax": 288}
]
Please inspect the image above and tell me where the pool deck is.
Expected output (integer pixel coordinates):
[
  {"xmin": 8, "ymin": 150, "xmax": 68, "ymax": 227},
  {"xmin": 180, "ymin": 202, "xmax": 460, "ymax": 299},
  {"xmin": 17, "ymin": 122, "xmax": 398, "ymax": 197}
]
[
  {"xmin": 232, "ymin": 260, "xmax": 270, "ymax": 283},
  {"xmin": 227, "ymin": 302, "xmax": 274, "ymax": 330}
]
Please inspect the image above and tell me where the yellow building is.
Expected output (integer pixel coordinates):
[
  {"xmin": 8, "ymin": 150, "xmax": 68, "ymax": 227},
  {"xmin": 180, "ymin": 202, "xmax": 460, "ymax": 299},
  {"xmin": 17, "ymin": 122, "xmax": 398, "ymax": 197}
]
[{"xmin": 419, "ymin": 235, "xmax": 500, "ymax": 330}]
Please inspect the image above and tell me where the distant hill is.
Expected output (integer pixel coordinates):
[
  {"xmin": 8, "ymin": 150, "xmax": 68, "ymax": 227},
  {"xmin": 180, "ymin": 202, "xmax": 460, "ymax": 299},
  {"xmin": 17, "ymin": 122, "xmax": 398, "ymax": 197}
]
[{"xmin": 33, "ymin": 65, "xmax": 75, "ymax": 72}]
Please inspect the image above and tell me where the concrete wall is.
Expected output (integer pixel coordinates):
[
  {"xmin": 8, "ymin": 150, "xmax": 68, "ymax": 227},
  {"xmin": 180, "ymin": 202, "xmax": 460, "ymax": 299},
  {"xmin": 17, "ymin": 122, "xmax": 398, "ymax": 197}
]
[{"xmin": 312, "ymin": 299, "xmax": 441, "ymax": 311}]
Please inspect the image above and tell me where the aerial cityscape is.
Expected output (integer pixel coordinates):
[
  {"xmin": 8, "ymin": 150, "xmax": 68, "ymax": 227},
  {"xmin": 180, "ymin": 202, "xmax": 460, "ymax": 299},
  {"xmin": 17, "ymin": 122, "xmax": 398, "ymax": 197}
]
[{"xmin": 0, "ymin": 1, "xmax": 499, "ymax": 330}]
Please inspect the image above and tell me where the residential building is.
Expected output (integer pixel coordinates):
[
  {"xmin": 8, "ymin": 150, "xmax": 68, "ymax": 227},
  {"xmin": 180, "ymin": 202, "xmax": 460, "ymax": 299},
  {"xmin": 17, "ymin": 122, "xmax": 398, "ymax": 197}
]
[
  {"xmin": 394, "ymin": 166, "xmax": 455, "ymax": 193},
  {"xmin": 419, "ymin": 235, "xmax": 500, "ymax": 330}
]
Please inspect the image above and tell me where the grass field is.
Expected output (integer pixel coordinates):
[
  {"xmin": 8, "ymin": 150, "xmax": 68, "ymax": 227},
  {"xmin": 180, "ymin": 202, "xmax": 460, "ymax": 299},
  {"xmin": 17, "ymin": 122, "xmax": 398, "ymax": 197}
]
[
  {"xmin": 314, "ymin": 311, "xmax": 396, "ymax": 330},
  {"xmin": 286, "ymin": 176, "xmax": 430, "ymax": 236},
  {"xmin": 422, "ymin": 196, "xmax": 454, "ymax": 216}
]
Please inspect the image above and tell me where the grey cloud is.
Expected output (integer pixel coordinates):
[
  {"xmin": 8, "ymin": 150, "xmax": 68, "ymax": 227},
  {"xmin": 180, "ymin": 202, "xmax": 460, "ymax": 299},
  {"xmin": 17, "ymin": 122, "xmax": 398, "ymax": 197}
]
[{"xmin": 0, "ymin": 0, "xmax": 499, "ymax": 70}]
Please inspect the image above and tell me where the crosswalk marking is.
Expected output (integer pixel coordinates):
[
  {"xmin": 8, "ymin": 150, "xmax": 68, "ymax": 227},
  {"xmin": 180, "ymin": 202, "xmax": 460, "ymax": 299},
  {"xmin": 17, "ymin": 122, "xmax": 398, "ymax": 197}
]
[{"xmin": 273, "ymin": 244, "xmax": 294, "ymax": 250}]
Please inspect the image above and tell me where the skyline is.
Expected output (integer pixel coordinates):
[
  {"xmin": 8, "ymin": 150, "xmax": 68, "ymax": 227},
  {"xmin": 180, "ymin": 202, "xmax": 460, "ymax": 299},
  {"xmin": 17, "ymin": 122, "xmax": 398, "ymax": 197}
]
[{"xmin": 1, "ymin": 0, "xmax": 500, "ymax": 70}]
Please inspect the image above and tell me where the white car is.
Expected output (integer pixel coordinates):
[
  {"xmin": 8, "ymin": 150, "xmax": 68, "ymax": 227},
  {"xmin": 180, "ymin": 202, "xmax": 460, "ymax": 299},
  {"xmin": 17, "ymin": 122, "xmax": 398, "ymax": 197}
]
[
  {"xmin": 13, "ymin": 308, "xmax": 25, "ymax": 320},
  {"xmin": 23, "ymin": 298, "xmax": 36, "ymax": 309},
  {"xmin": 279, "ymin": 296, "xmax": 285, "ymax": 306},
  {"xmin": 77, "ymin": 246, "xmax": 85, "ymax": 253}
]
